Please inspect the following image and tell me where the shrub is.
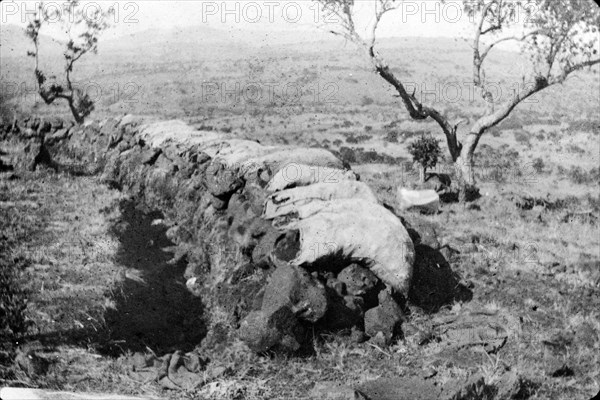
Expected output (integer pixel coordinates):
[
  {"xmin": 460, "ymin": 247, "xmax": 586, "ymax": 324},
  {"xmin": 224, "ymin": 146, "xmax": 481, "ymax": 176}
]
[
  {"xmin": 513, "ymin": 130, "xmax": 531, "ymax": 147},
  {"xmin": 532, "ymin": 157, "xmax": 545, "ymax": 174},
  {"xmin": 360, "ymin": 96, "xmax": 375, "ymax": 106},
  {"xmin": 408, "ymin": 135, "xmax": 441, "ymax": 182},
  {"xmin": 385, "ymin": 131, "xmax": 399, "ymax": 143},
  {"xmin": 566, "ymin": 166, "xmax": 600, "ymax": 185}
]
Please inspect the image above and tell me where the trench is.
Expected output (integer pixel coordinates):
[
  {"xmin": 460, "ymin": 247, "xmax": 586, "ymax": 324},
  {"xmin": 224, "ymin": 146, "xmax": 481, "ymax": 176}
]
[{"xmin": 101, "ymin": 199, "xmax": 206, "ymax": 356}]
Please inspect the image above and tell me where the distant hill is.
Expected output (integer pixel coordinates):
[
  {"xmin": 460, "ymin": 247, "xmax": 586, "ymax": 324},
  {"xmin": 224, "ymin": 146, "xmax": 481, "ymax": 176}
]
[
  {"xmin": 0, "ymin": 23, "xmax": 63, "ymax": 60},
  {"xmin": 99, "ymin": 25, "xmax": 255, "ymax": 61}
]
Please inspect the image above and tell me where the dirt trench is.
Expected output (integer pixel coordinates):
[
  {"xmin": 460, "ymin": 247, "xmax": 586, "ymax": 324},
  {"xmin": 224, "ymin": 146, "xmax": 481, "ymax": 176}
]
[{"xmin": 103, "ymin": 199, "xmax": 207, "ymax": 355}]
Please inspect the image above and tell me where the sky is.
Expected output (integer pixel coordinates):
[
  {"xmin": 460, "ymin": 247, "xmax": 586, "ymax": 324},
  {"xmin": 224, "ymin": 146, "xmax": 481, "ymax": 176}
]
[{"xmin": 0, "ymin": 0, "xmax": 492, "ymax": 40}]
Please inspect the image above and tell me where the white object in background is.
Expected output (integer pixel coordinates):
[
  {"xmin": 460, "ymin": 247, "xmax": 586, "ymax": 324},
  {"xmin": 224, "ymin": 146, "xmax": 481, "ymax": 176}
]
[
  {"xmin": 397, "ymin": 188, "xmax": 440, "ymax": 214},
  {"xmin": 1, "ymin": 388, "xmax": 43, "ymax": 400},
  {"xmin": 0, "ymin": 387, "xmax": 159, "ymax": 400}
]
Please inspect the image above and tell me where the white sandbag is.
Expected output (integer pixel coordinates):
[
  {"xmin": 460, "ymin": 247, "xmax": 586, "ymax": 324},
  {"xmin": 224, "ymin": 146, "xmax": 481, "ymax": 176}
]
[
  {"xmin": 253, "ymin": 149, "xmax": 344, "ymax": 178},
  {"xmin": 213, "ymin": 140, "xmax": 274, "ymax": 167},
  {"xmin": 266, "ymin": 164, "xmax": 356, "ymax": 192},
  {"xmin": 397, "ymin": 188, "xmax": 440, "ymax": 213},
  {"xmin": 138, "ymin": 120, "xmax": 225, "ymax": 148},
  {"xmin": 264, "ymin": 180, "xmax": 378, "ymax": 220},
  {"xmin": 275, "ymin": 199, "xmax": 414, "ymax": 297}
]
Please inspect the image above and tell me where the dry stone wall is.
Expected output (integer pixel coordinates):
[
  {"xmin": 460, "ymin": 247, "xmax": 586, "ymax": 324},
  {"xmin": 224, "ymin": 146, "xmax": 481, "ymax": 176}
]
[{"xmin": 1, "ymin": 115, "xmax": 417, "ymax": 353}]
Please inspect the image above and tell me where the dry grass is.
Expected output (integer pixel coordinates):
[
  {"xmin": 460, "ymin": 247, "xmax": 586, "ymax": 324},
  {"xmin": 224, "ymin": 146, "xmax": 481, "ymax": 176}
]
[
  {"xmin": 1, "ymin": 162, "xmax": 598, "ymax": 399},
  {"xmin": 0, "ymin": 32, "xmax": 598, "ymax": 399}
]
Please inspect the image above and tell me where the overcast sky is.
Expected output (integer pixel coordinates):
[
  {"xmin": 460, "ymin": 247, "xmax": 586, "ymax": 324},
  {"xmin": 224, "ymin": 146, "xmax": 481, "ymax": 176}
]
[{"xmin": 1, "ymin": 0, "xmax": 486, "ymax": 39}]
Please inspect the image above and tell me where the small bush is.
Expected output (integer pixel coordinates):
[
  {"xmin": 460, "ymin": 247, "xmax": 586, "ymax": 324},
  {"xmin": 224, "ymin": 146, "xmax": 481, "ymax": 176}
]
[
  {"xmin": 360, "ymin": 96, "xmax": 375, "ymax": 106},
  {"xmin": 346, "ymin": 134, "xmax": 372, "ymax": 144},
  {"xmin": 532, "ymin": 157, "xmax": 545, "ymax": 174},
  {"xmin": 566, "ymin": 144, "xmax": 585, "ymax": 154},
  {"xmin": 385, "ymin": 131, "xmax": 399, "ymax": 143},
  {"xmin": 514, "ymin": 130, "xmax": 531, "ymax": 147},
  {"xmin": 566, "ymin": 166, "xmax": 600, "ymax": 185},
  {"xmin": 408, "ymin": 135, "xmax": 441, "ymax": 171}
]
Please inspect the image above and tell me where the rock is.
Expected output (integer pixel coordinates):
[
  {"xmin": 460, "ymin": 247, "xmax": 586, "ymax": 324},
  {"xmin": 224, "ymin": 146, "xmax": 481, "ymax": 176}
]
[
  {"xmin": 318, "ymin": 293, "xmax": 364, "ymax": 332},
  {"xmin": 574, "ymin": 322, "xmax": 598, "ymax": 349},
  {"xmin": 18, "ymin": 141, "xmax": 44, "ymax": 171},
  {"xmin": 358, "ymin": 377, "xmax": 441, "ymax": 400},
  {"xmin": 495, "ymin": 371, "xmax": 537, "ymax": 399},
  {"xmin": 350, "ymin": 327, "xmax": 367, "ymax": 343},
  {"xmin": 141, "ymin": 148, "xmax": 162, "ymax": 165},
  {"xmin": 47, "ymin": 128, "xmax": 70, "ymax": 144},
  {"xmin": 431, "ymin": 307, "xmax": 510, "ymax": 353},
  {"xmin": 337, "ymin": 264, "xmax": 380, "ymax": 297},
  {"xmin": 210, "ymin": 194, "xmax": 228, "ymax": 210},
  {"xmin": 183, "ymin": 352, "xmax": 205, "ymax": 373},
  {"xmin": 205, "ymin": 161, "xmax": 243, "ymax": 198},
  {"xmin": 439, "ymin": 374, "xmax": 491, "ymax": 400},
  {"xmin": 238, "ymin": 263, "xmax": 329, "ymax": 352},
  {"xmin": 49, "ymin": 117, "xmax": 64, "ymax": 131},
  {"xmin": 38, "ymin": 120, "xmax": 56, "ymax": 136},
  {"xmin": 100, "ymin": 117, "xmax": 120, "ymax": 136},
  {"xmin": 252, "ymin": 229, "xmax": 282, "ymax": 267},
  {"xmin": 310, "ymin": 381, "xmax": 369, "ymax": 400},
  {"xmin": 262, "ymin": 264, "xmax": 328, "ymax": 323},
  {"xmin": 439, "ymin": 245, "xmax": 459, "ymax": 261},
  {"xmin": 119, "ymin": 114, "xmax": 142, "ymax": 127},
  {"xmin": 549, "ymin": 363, "xmax": 574, "ymax": 378},
  {"xmin": 238, "ymin": 308, "xmax": 304, "ymax": 353},
  {"xmin": 364, "ymin": 290, "xmax": 404, "ymax": 344},
  {"xmin": 131, "ymin": 352, "xmax": 153, "ymax": 370}
]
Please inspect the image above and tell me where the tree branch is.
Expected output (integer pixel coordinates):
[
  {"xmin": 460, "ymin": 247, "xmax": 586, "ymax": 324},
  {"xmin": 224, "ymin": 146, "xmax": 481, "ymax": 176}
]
[
  {"xmin": 552, "ymin": 58, "xmax": 600, "ymax": 84},
  {"xmin": 480, "ymin": 30, "xmax": 541, "ymax": 62},
  {"xmin": 471, "ymin": 77, "xmax": 551, "ymax": 136}
]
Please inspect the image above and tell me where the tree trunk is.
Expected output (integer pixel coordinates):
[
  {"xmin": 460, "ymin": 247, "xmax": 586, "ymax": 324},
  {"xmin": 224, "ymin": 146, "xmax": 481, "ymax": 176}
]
[
  {"xmin": 454, "ymin": 132, "xmax": 479, "ymax": 202},
  {"xmin": 419, "ymin": 166, "xmax": 426, "ymax": 184}
]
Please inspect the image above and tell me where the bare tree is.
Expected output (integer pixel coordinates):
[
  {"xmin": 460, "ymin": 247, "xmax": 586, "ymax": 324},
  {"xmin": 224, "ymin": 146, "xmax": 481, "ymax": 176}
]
[
  {"xmin": 316, "ymin": 0, "xmax": 600, "ymax": 198},
  {"xmin": 26, "ymin": 1, "xmax": 112, "ymax": 124}
]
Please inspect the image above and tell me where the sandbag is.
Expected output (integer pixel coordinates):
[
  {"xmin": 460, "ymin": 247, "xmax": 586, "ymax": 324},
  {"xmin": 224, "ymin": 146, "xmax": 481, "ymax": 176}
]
[
  {"xmin": 397, "ymin": 188, "xmax": 440, "ymax": 213},
  {"xmin": 266, "ymin": 164, "xmax": 356, "ymax": 192},
  {"xmin": 263, "ymin": 180, "xmax": 379, "ymax": 220},
  {"xmin": 138, "ymin": 120, "xmax": 225, "ymax": 148},
  {"xmin": 272, "ymin": 198, "xmax": 414, "ymax": 297}
]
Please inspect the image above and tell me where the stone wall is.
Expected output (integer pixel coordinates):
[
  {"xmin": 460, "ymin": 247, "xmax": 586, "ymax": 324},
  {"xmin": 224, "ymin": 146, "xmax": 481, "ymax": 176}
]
[{"xmin": 0, "ymin": 115, "xmax": 430, "ymax": 353}]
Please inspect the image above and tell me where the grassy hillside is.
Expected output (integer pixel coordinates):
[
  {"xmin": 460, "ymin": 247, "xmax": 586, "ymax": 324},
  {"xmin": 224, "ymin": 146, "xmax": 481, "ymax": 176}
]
[{"xmin": 0, "ymin": 22, "xmax": 599, "ymax": 399}]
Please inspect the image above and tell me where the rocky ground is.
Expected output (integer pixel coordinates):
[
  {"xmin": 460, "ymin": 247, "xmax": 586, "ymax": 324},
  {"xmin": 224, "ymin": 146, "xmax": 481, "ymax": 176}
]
[{"xmin": 0, "ymin": 115, "xmax": 599, "ymax": 399}]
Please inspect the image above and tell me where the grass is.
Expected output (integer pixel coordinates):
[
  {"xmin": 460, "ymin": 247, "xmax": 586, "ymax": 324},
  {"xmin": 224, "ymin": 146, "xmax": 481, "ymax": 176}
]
[{"xmin": 0, "ymin": 160, "xmax": 598, "ymax": 399}]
